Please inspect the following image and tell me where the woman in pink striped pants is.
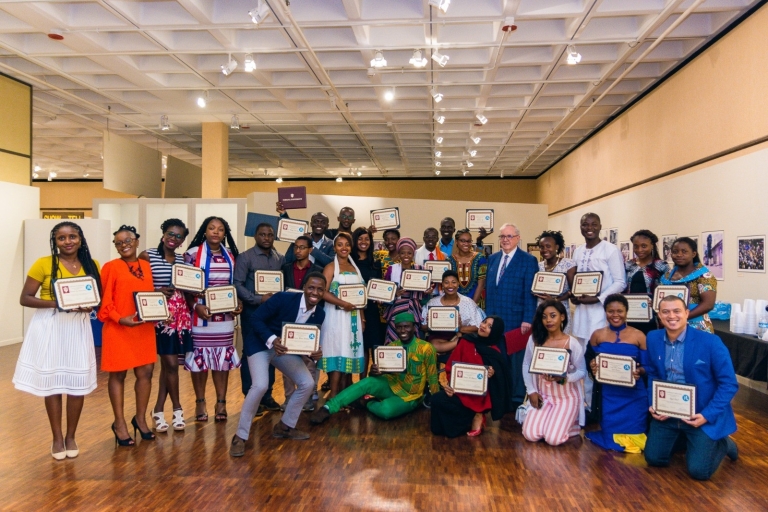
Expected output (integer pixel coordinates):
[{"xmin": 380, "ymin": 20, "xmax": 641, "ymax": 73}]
[{"xmin": 522, "ymin": 300, "xmax": 586, "ymax": 445}]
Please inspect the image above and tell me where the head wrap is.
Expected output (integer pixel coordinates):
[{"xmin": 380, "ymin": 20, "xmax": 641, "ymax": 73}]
[
  {"xmin": 396, "ymin": 237, "xmax": 417, "ymax": 252},
  {"xmin": 393, "ymin": 312, "xmax": 416, "ymax": 324},
  {"xmin": 466, "ymin": 315, "xmax": 506, "ymax": 347}
]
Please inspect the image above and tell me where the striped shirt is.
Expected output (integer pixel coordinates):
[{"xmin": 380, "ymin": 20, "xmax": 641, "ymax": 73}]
[{"xmin": 146, "ymin": 248, "xmax": 184, "ymax": 289}]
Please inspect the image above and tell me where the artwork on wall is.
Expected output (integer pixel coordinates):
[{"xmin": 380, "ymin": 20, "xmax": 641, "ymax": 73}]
[
  {"xmin": 599, "ymin": 229, "xmax": 608, "ymax": 242},
  {"xmin": 701, "ymin": 230, "xmax": 724, "ymax": 280},
  {"xmin": 373, "ymin": 238, "xmax": 386, "ymax": 252},
  {"xmin": 527, "ymin": 243, "xmax": 541, "ymax": 261},
  {"xmin": 620, "ymin": 241, "xmax": 631, "ymax": 263},
  {"xmin": 570, "ymin": 244, "xmax": 576, "ymax": 259},
  {"xmin": 482, "ymin": 244, "xmax": 494, "ymax": 259},
  {"xmin": 737, "ymin": 236, "xmax": 765, "ymax": 273},
  {"xmin": 564, "ymin": 246, "xmax": 571, "ymax": 259},
  {"xmin": 662, "ymin": 235, "xmax": 677, "ymax": 265},
  {"xmin": 609, "ymin": 228, "xmax": 618, "ymax": 245}
]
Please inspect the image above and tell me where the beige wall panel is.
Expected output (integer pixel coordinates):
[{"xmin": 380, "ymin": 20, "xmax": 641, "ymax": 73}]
[
  {"xmin": 34, "ymin": 182, "xmax": 135, "ymax": 211},
  {"xmin": 0, "ymin": 152, "xmax": 30, "ymax": 186},
  {"xmin": 165, "ymin": 156, "xmax": 202, "ymax": 198},
  {"xmin": 103, "ymin": 131, "xmax": 162, "ymax": 198},
  {"xmin": 0, "ymin": 74, "xmax": 31, "ymax": 156},
  {"xmin": 201, "ymin": 123, "xmax": 229, "ymax": 199},
  {"xmin": 537, "ymin": 3, "xmax": 768, "ymax": 214}
]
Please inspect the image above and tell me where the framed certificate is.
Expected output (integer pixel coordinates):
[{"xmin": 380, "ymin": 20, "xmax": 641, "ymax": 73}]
[
  {"xmin": 205, "ymin": 285, "xmax": 238, "ymax": 314},
  {"xmin": 595, "ymin": 353, "xmax": 636, "ymax": 387},
  {"xmin": 531, "ymin": 272, "xmax": 567, "ymax": 295},
  {"xmin": 653, "ymin": 285, "xmax": 689, "ymax": 312},
  {"xmin": 572, "ymin": 271, "xmax": 603, "ymax": 296},
  {"xmin": 337, "ymin": 284, "xmax": 367, "ymax": 309},
  {"xmin": 625, "ymin": 294, "xmax": 652, "ymax": 322},
  {"xmin": 255, "ymin": 270, "xmax": 284, "ymax": 294},
  {"xmin": 424, "ymin": 261, "xmax": 452, "ymax": 283},
  {"xmin": 400, "ymin": 269, "xmax": 432, "ymax": 292},
  {"xmin": 281, "ymin": 323, "xmax": 320, "ymax": 356},
  {"xmin": 528, "ymin": 346, "xmax": 570, "ymax": 376},
  {"xmin": 465, "ymin": 209, "xmax": 493, "ymax": 231},
  {"xmin": 171, "ymin": 264, "xmax": 205, "ymax": 293},
  {"xmin": 427, "ymin": 306, "xmax": 459, "ymax": 332},
  {"xmin": 277, "ymin": 218, "xmax": 309, "ymax": 243},
  {"xmin": 375, "ymin": 346, "xmax": 406, "ymax": 372},
  {"xmin": 133, "ymin": 292, "xmax": 169, "ymax": 321},
  {"xmin": 53, "ymin": 276, "xmax": 101, "ymax": 311},
  {"xmin": 370, "ymin": 208, "xmax": 400, "ymax": 230},
  {"xmin": 652, "ymin": 380, "xmax": 696, "ymax": 420},
  {"xmin": 450, "ymin": 363, "xmax": 488, "ymax": 396},
  {"xmin": 367, "ymin": 279, "xmax": 397, "ymax": 303}
]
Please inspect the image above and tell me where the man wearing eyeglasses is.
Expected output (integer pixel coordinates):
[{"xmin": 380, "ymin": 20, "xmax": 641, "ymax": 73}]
[
  {"xmin": 280, "ymin": 235, "xmax": 325, "ymax": 412},
  {"xmin": 485, "ymin": 223, "xmax": 538, "ymax": 406}
]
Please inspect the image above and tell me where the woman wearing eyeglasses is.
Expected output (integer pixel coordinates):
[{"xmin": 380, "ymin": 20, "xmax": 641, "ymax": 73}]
[
  {"xmin": 138, "ymin": 219, "xmax": 191, "ymax": 433},
  {"xmin": 98, "ymin": 225, "xmax": 157, "ymax": 447}
]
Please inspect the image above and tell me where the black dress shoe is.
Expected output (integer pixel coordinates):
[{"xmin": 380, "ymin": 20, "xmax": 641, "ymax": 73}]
[
  {"xmin": 260, "ymin": 396, "xmax": 281, "ymax": 411},
  {"xmin": 310, "ymin": 407, "xmax": 331, "ymax": 425}
]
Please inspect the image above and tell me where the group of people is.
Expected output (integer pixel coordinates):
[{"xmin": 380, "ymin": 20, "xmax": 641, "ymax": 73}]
[{"xmin": 12, "ymin": 207, "xmax": 739, "ymax": 481}]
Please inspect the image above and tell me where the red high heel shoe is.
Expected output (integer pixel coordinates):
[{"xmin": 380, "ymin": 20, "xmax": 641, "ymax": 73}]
[{"xmin": 467, "ymin": 415, "xmax": 487, "ymax": 437}]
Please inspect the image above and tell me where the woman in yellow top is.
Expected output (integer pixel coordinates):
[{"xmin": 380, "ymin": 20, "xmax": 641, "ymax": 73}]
[{"xmin": 13, "ymin": 222, "xmax": 101, "ymax": 460}]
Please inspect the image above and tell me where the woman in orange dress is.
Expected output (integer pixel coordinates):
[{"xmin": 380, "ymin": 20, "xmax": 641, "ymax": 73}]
[{"xmin": 98, "ymin": 225, "xmax": 157, "ymax": 446}]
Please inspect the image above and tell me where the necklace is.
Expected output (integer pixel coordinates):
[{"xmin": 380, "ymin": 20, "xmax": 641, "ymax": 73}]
[
  {"xmin": 544, "ymin": 256, "xmax": 561, "ymax": 272},
  {"xmin": 124, "ymin": 259, "xmax": 144, "ymax": 280},
  {"xmin": 59, "ymin": 257, "xmax": 81, "ymax": 273},
  {"xmin": 608, "ymin": 323, "xmax": 627, "ymax": 342}
]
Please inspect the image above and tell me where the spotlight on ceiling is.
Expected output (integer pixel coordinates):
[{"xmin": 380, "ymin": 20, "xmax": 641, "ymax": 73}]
[
  {"xmin": 435, "ymin": 161, "xmax": 441, "ymax": 167},
  {"xmin": 370, "ymin": 50, "xmax": 387, "ymax": 68},
  {"xmin": 336, "ymin": 177, "xmax": 343, "ymax": 182},
  {"xmin": 466, "ymin": 161, "xmax": 474, "ymax": 168},
  {"xmin": 432, "ymin": 51, "xmax": 449, "ymax": 67},
  {"xmin": 501, "ymin": 16, "xmax": 517, "ymax": 32},
  {"xmin": 433, "ymin": 114, "xmax": 445, "ymax": 124},
  {"xmin": 462, "ymin": 170, "xmax": 469, "ymax": 176},
  {"xmin": 32, "ymin": 172, "xmax": 39, "ymax": 179},
  {"xmin": 471, "ymin": 136, "xmax": 481, "ymax": 144},
  {"xmin": 367, "ymin": 67, "xmax": 376, "ymax": 77},
  {"xmin": 48, "ymin": 171, "xmax": 57, "ymax": 181},
  {"xmin": 357, "ymin": 171, "xmax": 362, "ymax": 176},
  {"xmin": 567, "ymin": 45, "xmax": 582, "ymax": 65},
  {"xmin": 434, "ymin": 170, "xmax": 441, "ymax": 175},
  {"xmin": 230, "ymin": 115, "xmax": 240, "ymax": 130},
  {"xmin": 384, "ymin": 88, "xmax": 395, "ymax": 102},
  {"xmin": 221, "ymin": 54, "xmax": 238, "ymax": 76},
  {"xmin": 469, "ymin": 150, "xmax": 477, "ymax": 157},
  {"xmin": 428, "ymin": 0, "xmax": 450, "ymax": 13},
  {"xmin": 409, "ymin": 49, "xmax": 428, "ymax": 68},
  {"xmin": 431, "ymin": 87, "xmax": 443, "ymax": 103},
  {"xmin": 83, "ymin": 171, "xmax": 90, "ymax": 178},
  {"xmin": 159, "ymin": 114, "xmax": 170, "ymax": 131},
  {"xmin": 275, "ymin": 177, "xmax": 283, "ymax": 183},
  {"xmin": 34, "ymin": 164, "xmax": 41, "ymax": 173},
  {"xmin": 244, "ymin": 53, "xmax": 256, "ymax": 72},
  {"xmin": 476, "ymin": 113, "xmax": 488, "ymax": 125},
  {"xmin": 197, "ymin": 91, "xmax": 208, "ymax": 108},
  {"xmin": 249, "ymin": 1, "xmax": 271, "ymax": 24},
  {"xmin": 436, "ymin": 136, "xmax": 443, "ymax": 144},
  {"xmin": 435, "ymin": 151, "xmax": 441, "ymax": 157}
]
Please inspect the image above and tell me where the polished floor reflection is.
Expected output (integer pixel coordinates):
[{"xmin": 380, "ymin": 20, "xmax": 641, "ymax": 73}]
[{"xmin": 1, "ymin": 342, "xmax": 766, "ymax": 511}]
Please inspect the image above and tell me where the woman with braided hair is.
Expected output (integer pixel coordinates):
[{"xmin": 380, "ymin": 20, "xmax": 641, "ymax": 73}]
[
  {"xmin": 14, "ymin": 222, "xmax": 101, "ymax": 459},
  {"xmin": 625, "ymin": 229, "xmax": 669, "ymax": 334},
  {"xmin": 139, "ymin": 218, "xmax": 191, "ymax": 432},
  {"xmin": 183, "ymin": 216, "xmax": 243, "ymax": 422},
  {"xmin": 534, "ymin": 230, "xmax": 577, "ymax": 334}
]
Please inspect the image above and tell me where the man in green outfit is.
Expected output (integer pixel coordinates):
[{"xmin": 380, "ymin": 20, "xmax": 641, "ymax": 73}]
[{"xmin": 310, "ymin": 312, "xmax": 439, "ymax": 423}]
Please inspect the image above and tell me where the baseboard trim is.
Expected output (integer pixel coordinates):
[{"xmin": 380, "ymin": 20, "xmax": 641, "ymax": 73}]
[{"xmin": 0, "ymin": 337, "xmax": 22, "ymax": 347}]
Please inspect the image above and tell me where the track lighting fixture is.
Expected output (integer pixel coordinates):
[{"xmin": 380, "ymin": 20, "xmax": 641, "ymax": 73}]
[
  {"xmin": 428, "ymin": 0, "xmax": 450, "ymax": 13},
  {"xmin": 436, "ymin": 136, "xmax": 443, "ymax": 144},
  {"xmin": 244, "ymin": 54, "xmax": 256, "ymax": 72},
  {"xmin": 567, "ymin": 45, "xmax": 582, "ymax": 65},
  {"xmin": 249, "ymin": 1, "xmax": 271, "ymax": 24},
  {"xmin": 434, "ymin": 114, "xmax": 445, "ymax": 124},
  {"xmin": 357, "ymin": 171, "xmax": 362, "ymax": 176},
  {"xmin": 230, "ymin": 115, "xmax": 240, "ymax": 130},
  {"xmin": 471, "ymin": 136, "xmax": 481, "ymax": 144},
  {"xmin": 466, "ymin": 161, "xmax": 474, "ymax": 168},
  {"xmin": 409, "ymin": 49, "xmax": 428, "ymax": 68},
  {"xmin": 370, "ymin": 51, "xmax": 387, "ymax": 68},
  {"xmin": 476, "ymin": 113, "xmax": 488, "ymax": 125},
  {"xmin": 32, "ymin": 172, "xmax": 39, "ymax": 179},
  {"xmin": 432, "ymin": 51, "xmax": 449, "ymax": 67},
  {"xmin": 469, "ymin": 150, "xmax": 477, "ymax": 157},
  {"xmin": 462, "ymin": 170, "xmax": 469, "ymax": 176},
  {"xmin": 197, "ymin": 91, "xmax": 208, "ymax": 108},
  {"xmin": 159, "ymin": 115, "xmax": 170, "ymax": 131},
  {"xmin": 435, "ymin": 151, "xmax": 442, "ymax": 157},
  {"xmin": 431, "ymin": 87, "xmax": 443, "ymax": 103},
  {"xmin": 221, "ymin": 54, "xmax": 237, "ymax": 76},
  {"xmin": 435, "ymin": 162, "xmax": 441, "ymax": 167},
  {"xmin": 434, "ymin": 170, "xmax": 441, "ymax": 175}
]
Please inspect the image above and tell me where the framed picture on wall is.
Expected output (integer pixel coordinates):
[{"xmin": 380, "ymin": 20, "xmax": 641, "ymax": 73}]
[
  {"xmin": 662, "ymin": 235, "xmax": 677, "ymax": 265},
  {"xmin": 701, "ymin": 230, "xmax": 724, "ymax": 280},
  {"xmin": 482, "ymin": 244, "xmax": 494, "ymax": 259},
  {"xmin": 619, "ymin": 241, "xmax": 631, "ymax": 263},
  {"xmin": 570, "ymin": 244, "xmax": 576, "ymax": 258},
  {"xmin": 564, "ymin": 247, "xmax": 571, "ymax": 259},
  {"xmin": 527, "ymin": 243, "xmax": 541, "ymax": 261},
  {"xmin": 599, "ymin": 230, "xmax": 609, "ymax": 242},
  {"xmin": 687, "ymin": 236, "xmax": 699, "ymax": 251},
  {"xmin": 372, "ymin": 238, "xmax": 386, "ymax": 253},
  {"xmin": 737, "ymin": 235, "xmax": 765, "ymax": 273},
  {"xmin": 609, "ymin": 228, "xmax": 618, "ymax": 245}
]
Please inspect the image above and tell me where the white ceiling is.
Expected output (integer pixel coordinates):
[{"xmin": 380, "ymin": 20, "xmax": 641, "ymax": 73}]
[{"xmin": 0, "ymin": 0, "xmax": 759, "ymax": 180}]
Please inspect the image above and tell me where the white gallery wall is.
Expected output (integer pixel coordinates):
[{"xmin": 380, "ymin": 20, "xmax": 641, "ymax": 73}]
[
  {"xmin": 0, "ymin": 182, "xmax": 39, "ymax": 346},
  {"xmin": 548, "ymin": 142, "xmax": 768, "ymax": 304},
  {"xmin": 247, "ymin": 191, "xmax": 549, "ymax": 255},
  {"xmin": 23, "ymin": 219, "xmax": 112, "ymax": 334}
]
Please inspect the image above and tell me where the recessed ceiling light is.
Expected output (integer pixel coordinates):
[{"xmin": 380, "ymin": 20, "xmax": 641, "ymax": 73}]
[
  {"xmin": 384, "ymin": 88, "xmax": 395, "ymax": 101},
  {"xmin": 230, "ymin": 115, "xmax": 240, "ymax": 130},
  {"xmin": 431, "ymin": 87, "xmax": 443, "ymax": 103},
  {"xmin": 370, "ymin": 50, "xmax": 387, "ymax": 68},
  {"xmin": 409, "ymin": 49, "xmax": 427, "ymax": 68},
  {"xmin": 567, "ymin": 45, "xmax": 582, "ymax": 65},
  {"xmin": 432, "ymin": 51, "xmax": 449, "ymax": 67},
  {"xmin": 244, "ymin": 54, "xmax": 256, "ymax": 72},
  {"xmin": 428, "ymin": 0, "xmax": 450, "ymax": 13},
  {"xmin": 476, "ymin": 113, "xmax": 488, "ymax": 125},
  {"xmin": 471, "ymin": 136, "xmax": 481, "ymax": 144},
  {"xmin": 433, "ymin": 114, "xmax": 445, "ymax": 124},
  {"xmin": 197, "ymin": 91, "xmax": 208, "ymax": 108},
  {"xmin": 249, "ymin": 1, "xmax": 271, "ymax": 24},
  {"xmin": 159, "ymin": 115, "xmax": 170, "ymax": 131},
  {"xmin": 221, "ymin": 55, "xmax": 237, "ymax": 76}
]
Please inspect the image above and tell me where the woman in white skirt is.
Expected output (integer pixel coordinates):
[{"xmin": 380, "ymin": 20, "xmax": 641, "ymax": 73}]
[{"xmin": 13, "ymin": 222, "xmax": 101, "ymax": 460}]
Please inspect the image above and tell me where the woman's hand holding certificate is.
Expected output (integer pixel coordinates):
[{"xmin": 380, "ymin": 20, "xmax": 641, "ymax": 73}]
[
  {"xmin": 53, "ymin": 276, "xmax": 101, "ymax": 311},
  {"xmin": 450, "ymin": 363, "xmax": 488, "ymax": 396},
  {"xmin": 529, "ymin": 346, "xmax": 570, "ymax": 376},
  {"xmin": 172, "ymin": 264, "xmax": 205, "ymax": 293}
]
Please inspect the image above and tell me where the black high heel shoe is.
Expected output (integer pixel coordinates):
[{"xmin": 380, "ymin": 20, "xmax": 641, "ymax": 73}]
[
  {"xmin": 215, "ymin": 400, "xmax": 228, "ymax": 422},
  {"xmin": 111, "ymin": 423, "xmax": 135, "ymax": 447},
  {"xmin": 131, "ymin": 416, "xmax": 156, "ymax": 441}
]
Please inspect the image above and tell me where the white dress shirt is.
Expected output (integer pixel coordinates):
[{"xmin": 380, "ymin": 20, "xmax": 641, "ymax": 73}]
[
  {"xmin": 267, "ymin": 294, "xmax": 316, "ymax": 348},
  {"xmin": 496, "ymin": 247, "xmax": 518, "ymax": 285},
  {"xmin": 414, "ymin": 245, "xmax": 446, "ymax": 266}
]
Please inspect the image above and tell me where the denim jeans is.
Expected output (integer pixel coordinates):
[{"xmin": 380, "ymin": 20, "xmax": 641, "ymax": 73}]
[{"xmin": 644, "ymin": 418, "xmax": 729, "ymax": 480}]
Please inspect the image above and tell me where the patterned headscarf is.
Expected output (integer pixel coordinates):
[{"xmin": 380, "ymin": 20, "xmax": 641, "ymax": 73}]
[{"xmin": 396, "ymin": 237, "xmax": 417, "ymax": 252}]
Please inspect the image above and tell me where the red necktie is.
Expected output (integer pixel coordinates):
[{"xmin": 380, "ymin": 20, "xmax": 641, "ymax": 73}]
[{"xmin": 428, "ymin": 252, "xmax": 435, "ymax": 261}]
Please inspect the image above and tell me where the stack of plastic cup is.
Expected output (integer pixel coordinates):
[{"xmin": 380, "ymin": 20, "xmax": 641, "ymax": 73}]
[{"xmin": 743, "ymin": 299, "xmax": 757, "ymax": 335}]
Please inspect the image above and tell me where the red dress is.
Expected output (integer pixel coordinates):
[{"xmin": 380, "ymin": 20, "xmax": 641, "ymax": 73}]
[
  {"xmin": 98, "ymin": 259, "xmax": 157, "ymax": 371},
  {"xmin": 446, "ymin": 339, "xmax": 498, "ymax": 413}
]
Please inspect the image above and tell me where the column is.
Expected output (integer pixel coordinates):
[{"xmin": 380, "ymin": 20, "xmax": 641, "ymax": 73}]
[{"xmin": 201, "ymin": 122, "xmax": 229, "ymax": 198}]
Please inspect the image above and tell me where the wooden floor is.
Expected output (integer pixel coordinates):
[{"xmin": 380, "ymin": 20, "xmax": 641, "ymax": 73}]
[{"xmin": 2, "ymin": 342, "xmax": 768, "ymax": 512}]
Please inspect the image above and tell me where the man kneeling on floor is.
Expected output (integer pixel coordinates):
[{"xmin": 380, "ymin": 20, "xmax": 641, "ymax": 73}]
[{"xmin": 311, "ymin": 312, "xmax": 438, "ymax": 424}]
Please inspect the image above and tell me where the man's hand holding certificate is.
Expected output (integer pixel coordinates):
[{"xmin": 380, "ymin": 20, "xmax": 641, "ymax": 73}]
[
  {"xmin": 652, "ymin": 380, "xmax": 696, "ymax": 420},
  {"xmin": 281, "ymin": 323, "xmax": 321, "ymax": 356},
  {"xmin": 572, "ymin": 272, "xmax": 603, "ymax": 297},
  {"xmin": 465, "ymin": 209, "xmax": 494, "ymax": 231},
  {"xmin": 375, "ymin": 346, "xmax": 406, "ymax": 372}
]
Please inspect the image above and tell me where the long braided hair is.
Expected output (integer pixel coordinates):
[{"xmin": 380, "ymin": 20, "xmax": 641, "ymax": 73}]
[
  {"xmin": 157, "ymin": 218, "xmax": 189, "ymax": 254},
  {"xmin": 49, "ymin": 222, "xmax": 102, "ymax": 296},
  {"xmin": 630, "ymin": 229, "xmax": 662, "ymax": 261},
  {"xmin": 188, "ymin": 216, "xmax": 239, "ymax": 258}
]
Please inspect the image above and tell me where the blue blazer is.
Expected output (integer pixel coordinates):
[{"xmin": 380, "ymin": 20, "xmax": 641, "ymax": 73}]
[
  {"xmin": 645, "ymin": 327, "xmax": 738, "ymax": 440},
  {"xmin": 485, "ymin": 249, "xmax": 538, "ymax": 331},
  {"xmin": 244, "ymin": 292, "xmax": 325, "ymax": 357}
]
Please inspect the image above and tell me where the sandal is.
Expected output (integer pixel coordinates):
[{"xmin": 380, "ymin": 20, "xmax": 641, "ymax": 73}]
[
  {"xmin": 152, "ymin": 411, "xmax": 169, "ymax": 433},
  {"xmin": 172, "ymin": 408, "xmax": 186, "ymax": 431},
  {"xmin": 195, "ymin": 399, "xmax": 208, "ymax": 422},
  {"xmin": 215, "ymin": 399, "xmax": 228, "ymax": 422}
]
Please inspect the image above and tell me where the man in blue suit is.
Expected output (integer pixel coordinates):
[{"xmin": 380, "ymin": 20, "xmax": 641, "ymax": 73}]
[
  {"xmin": 485, "ymin": 223, "xmax": 538, "ymax": 404},
  {"xmin": 644, "ymin": 295, "xmax": 739, "ymax": 480},
  {"xmin": 230, "ymin": 272, "xmax": 326, "ymax": 457}
]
